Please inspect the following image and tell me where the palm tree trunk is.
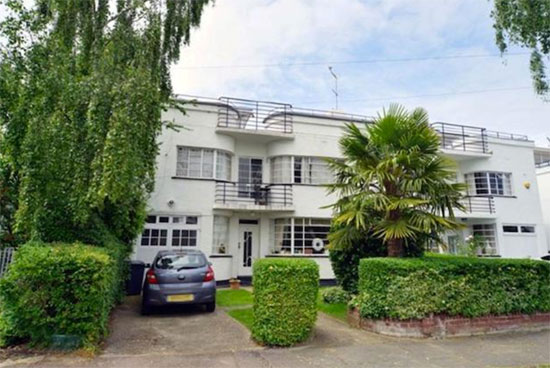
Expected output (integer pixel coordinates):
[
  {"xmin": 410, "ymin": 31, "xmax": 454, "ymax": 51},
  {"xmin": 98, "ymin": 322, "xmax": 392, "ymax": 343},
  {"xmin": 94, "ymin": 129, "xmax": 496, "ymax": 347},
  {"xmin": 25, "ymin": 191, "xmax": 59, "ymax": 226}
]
[{"xmin": 387, "ymin": 238, "xmax": 403, "ymax": 257}]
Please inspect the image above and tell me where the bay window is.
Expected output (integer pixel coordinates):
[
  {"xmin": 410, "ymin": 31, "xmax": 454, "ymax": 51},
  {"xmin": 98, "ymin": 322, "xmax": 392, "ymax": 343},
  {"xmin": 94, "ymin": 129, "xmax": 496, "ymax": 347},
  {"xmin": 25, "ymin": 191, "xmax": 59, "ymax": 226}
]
[
  {"xmin": 176, "ymin": 146, "xmax": 232, "ymax": 180},
  {"xmin": 272, "ymin": 218, "xmax": 331, "ymax": 255}
]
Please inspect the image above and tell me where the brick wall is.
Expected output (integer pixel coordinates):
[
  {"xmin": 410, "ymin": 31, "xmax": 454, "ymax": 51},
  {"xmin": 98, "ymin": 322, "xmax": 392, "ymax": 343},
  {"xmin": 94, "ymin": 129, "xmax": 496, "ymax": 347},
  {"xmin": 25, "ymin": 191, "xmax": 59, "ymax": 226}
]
[{"xmin": 347, "ymin": 308, "xmax": 550, "ymax": 338}]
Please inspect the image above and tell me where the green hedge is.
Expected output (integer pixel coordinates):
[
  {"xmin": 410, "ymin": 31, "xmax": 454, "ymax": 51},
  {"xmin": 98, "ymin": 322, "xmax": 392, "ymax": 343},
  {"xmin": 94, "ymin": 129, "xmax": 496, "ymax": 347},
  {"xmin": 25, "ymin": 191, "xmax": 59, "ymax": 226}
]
[
  {"xmin": 0, "ymin": 241, "xmax": 128, "ymax": 348},
  {"xmin": 321, "ymin": 286, "xmax": 350, "ymax": 304},
  {"xmin": 252, "ymin": 259, "xmax": 319, "ymax": 346},
  {"xmin": 355, "ymin": 255, "xmax": 550, "ymax": 320}
]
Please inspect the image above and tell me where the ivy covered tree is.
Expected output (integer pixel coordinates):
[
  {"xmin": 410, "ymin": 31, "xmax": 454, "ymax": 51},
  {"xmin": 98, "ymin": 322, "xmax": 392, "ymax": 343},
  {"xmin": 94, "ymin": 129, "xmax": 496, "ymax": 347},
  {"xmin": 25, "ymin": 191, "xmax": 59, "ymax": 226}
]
[
  {"xmin": 0, "ymin": 0, "xmax": 209, "ymax": 248},
  {"xmin": 491, "ymin": 0, "xmax": 550, "ymax": 97}
]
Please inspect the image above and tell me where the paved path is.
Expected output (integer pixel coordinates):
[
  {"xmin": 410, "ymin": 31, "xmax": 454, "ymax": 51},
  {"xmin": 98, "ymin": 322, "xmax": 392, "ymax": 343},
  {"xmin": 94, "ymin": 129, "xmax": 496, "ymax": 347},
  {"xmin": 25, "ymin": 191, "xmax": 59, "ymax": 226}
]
[{"xmin": 1, "ymin": 297, "xmax": 549, "ymax": 367}]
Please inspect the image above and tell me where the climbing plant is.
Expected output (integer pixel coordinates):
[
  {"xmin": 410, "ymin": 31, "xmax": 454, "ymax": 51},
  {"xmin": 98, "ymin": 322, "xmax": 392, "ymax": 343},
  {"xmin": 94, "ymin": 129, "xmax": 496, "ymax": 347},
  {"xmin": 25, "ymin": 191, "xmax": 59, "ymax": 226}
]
[
  {"xmin": 0, "ymin": 0, "xmax": 210, "ymax": 247},
  {"xmin": 490, "ymin": 0, "xmax": 550, "ymax": 97}
]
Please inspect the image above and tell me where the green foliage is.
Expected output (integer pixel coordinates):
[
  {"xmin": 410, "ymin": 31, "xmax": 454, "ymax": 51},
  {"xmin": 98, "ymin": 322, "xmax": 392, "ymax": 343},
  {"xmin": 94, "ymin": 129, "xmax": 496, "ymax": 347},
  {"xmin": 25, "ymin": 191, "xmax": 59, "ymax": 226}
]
[
  {"xmin": 320, "ymin": 286, "xmax": 350, "ymax": 304},
  {"xmin": 216, "ymin": 289, "xmax": 253, "ymax": 307},
  {"xmin": 252, "ymin": 259, "xmax": 319, "ymax": 346},
  {"xmin": 0, "ymin": 241, "xmax": 128, "ymax": 348},
  {"xmin": 491, "ymin": 0, "xmax": 550, "ymax": 96},
  {"xmin": 327, "ymin": 104, "xmax": 466, "ymax": 257},
  {"xmin": 316, "ymin": 293, "xmax": 348, "ymax": 322},
  {"xmin": 354, "ymin": 255, "xmax": 550, "ymax": 320},
  {"xmin": 0, "ymin": 0, "xmax": 210, "ymax": 247}
]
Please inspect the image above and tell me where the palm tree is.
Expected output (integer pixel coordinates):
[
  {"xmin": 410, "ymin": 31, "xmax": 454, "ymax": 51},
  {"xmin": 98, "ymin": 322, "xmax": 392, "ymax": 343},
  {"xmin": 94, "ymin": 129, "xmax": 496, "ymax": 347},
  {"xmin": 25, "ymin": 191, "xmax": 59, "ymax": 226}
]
[{"xmin": 327, "ymin": 104, "xmax": 466, "ymax": 257}]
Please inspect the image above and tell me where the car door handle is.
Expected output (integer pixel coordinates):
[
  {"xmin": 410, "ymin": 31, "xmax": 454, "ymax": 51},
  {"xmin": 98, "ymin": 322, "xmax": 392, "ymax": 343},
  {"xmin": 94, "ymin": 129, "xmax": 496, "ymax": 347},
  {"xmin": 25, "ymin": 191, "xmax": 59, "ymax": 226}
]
[{"xmin": 238, "ymin": 242, "xmax": 241, "ymax": 249}]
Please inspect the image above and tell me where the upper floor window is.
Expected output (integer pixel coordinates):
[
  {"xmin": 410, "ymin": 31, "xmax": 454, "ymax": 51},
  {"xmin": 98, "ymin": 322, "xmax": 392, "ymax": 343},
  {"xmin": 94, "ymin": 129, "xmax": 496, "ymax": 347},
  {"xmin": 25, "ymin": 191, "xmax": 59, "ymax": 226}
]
[
  {"xmin": 465, "ymin": 172, "xmax": 512, "ymax": 196},
  {"xmin": 176, "ymin": 146, "xmax": 232, "ymax": 180},
  {"xmin": 270, "ymin": 156, "xmax": 334, "ymax": 185}
]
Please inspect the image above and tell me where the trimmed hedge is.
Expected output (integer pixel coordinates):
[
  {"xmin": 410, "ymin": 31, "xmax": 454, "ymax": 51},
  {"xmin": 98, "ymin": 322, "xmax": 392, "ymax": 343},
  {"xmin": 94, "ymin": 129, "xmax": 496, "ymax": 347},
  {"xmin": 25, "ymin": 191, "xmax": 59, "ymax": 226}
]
[
  {"xmin": 252, "ymin": 259, "xmax": 319, "ymax": 346},
  {"xmin": 0, "ymin": 241, "xmax": 128, "ymax": 348},
  {"xmin": 355, "ymin": 255, "xmax": 550, "ymax": 320},
  {"xmin": 321, "ymin": 286, "xmax": 350, "ymax": 304}
]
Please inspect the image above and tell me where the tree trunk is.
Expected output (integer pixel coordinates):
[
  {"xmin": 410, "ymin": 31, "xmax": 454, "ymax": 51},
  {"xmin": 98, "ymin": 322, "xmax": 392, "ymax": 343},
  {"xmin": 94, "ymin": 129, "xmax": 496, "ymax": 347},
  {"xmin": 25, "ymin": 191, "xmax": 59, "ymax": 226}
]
[{"xmin": 387, "ymin": 238, "xmax": 404, "ymax": 257}]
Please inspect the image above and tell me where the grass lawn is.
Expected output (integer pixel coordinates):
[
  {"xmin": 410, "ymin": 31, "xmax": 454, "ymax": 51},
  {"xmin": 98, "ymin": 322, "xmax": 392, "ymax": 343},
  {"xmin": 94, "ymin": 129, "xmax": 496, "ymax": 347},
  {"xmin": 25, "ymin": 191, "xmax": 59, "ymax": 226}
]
[
  {"xmin": 216, "ymin": 288, "xmax": 254, "ymax": 307},
  {"xmin": 317, "ymin": 293, "xmax": 348, "ymax": 322},
  {"xmin": 226, "ymin": 307, "xmax": 254, "ymax": 330},
  {"xmin": 218, "ymin": 288, "xmax": 348, "ymax": 330}
]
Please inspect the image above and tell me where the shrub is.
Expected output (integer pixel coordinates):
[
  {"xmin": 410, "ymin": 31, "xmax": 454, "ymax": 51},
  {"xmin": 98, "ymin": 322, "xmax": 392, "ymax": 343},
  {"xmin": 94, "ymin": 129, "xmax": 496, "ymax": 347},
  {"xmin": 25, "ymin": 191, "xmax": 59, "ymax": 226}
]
[
  {"xmin": 321, "ymin": 287, "xmax": 350, "ymax": 304},
  {"xmin": 0, "ymin": 241, "xmax": 128, "ymax": 348},
  {"xmin": 252, "ymin": 259, "xmax": 319, "ymax": 346},
  {"xmin": 356, "ymin": 255, "xmax": 550, "ymax": 320},
  {"xmin": 328, "ymin": 232, "xmax": 386, "ymax": 294}
]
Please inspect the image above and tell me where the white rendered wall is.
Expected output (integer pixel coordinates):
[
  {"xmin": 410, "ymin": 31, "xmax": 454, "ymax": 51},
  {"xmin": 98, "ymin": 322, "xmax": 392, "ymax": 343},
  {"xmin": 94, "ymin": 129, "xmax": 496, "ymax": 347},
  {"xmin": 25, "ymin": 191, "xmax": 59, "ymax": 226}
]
[
  {"xmin": 536, "ymin": 166, "xmax": 550, "ymax": 254},
  {"xmin": 133, "ymin": 102, "xmax": 548, "ymax": 281}
]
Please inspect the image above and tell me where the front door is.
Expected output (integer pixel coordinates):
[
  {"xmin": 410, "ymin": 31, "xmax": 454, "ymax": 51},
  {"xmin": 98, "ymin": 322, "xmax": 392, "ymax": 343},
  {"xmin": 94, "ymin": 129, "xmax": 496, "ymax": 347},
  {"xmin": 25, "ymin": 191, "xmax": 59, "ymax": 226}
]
[{"xmin": 238, "ymin": 223, "xmax": 258, "ymax": 276}]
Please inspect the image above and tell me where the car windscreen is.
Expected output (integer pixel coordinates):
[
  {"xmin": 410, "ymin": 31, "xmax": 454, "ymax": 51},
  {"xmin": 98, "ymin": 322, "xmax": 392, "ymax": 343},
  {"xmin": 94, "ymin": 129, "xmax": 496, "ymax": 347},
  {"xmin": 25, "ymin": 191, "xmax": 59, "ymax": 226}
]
[{"xmin": 155, "ymin": 253, "xmax": 206, "ymax": 270}]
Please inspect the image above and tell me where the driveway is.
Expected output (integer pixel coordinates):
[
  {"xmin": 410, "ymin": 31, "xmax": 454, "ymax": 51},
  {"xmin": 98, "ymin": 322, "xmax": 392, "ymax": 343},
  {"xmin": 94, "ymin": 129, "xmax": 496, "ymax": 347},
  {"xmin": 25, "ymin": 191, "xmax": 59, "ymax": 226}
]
[{"xmin": 1, "ymin": 296, "xmax": 549, "ymax": 367}]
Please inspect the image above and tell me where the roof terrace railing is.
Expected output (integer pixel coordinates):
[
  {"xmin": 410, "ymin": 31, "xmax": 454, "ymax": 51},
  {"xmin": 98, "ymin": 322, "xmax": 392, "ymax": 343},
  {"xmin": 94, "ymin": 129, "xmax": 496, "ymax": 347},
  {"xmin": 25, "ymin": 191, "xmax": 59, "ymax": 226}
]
[
  {"xmin": 432, "ymin": 122, "xmax": 489, "ymax": 154},
  {"xmin": 217, "ymin": 97, "xmax": 293, "ymax": 133}
]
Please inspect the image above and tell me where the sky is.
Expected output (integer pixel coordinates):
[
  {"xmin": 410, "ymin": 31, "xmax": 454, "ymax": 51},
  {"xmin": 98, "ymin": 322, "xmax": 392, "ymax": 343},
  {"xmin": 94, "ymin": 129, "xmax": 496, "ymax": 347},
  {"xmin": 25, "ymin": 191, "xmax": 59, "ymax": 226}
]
[{"xmin": 171, "ymin": 0, "xmax": 550, "ymax": 147}]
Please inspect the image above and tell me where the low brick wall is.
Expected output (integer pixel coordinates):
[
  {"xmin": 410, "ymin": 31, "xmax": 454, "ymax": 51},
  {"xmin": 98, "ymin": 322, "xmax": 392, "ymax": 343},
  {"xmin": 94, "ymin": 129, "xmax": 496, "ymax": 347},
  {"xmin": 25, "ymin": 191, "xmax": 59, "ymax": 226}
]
[{"xmin": 348, "ymin": 308, "xmax": 550, "ymax": 338}]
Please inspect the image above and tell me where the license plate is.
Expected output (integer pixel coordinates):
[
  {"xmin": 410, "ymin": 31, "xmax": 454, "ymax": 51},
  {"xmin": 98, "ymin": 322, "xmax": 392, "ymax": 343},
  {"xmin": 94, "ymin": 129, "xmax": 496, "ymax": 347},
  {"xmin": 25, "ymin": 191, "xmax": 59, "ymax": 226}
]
[{"xmin": 167, "ymin": 294, "xmax": 194, "ymax": 302}]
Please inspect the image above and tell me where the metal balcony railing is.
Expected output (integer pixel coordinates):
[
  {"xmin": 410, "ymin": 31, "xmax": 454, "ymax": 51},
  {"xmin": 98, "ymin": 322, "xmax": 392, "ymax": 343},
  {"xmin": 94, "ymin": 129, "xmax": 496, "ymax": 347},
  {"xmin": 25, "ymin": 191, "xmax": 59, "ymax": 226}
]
[
  {"xmin": 217, "ymin": 97, "xmax": 293, "ymax": 133},
  {"xmin": 458, "ymin": 196, "xmax": 495, "ymax": 214},
  {"xmin": 215, "ymin": 182, "xmax": 293, "ymax": 208},
  {"xmin": 432, "ymin": 122, "xmax": 489, "ymax": 154}
]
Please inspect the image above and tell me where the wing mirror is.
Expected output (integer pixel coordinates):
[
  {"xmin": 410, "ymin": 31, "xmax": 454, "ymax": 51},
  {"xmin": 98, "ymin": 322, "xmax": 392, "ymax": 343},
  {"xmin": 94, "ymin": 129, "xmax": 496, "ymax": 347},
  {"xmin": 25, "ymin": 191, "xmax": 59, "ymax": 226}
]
[{"xmin": 145, "ymin": 263, "xmax": 152, "ymax": 268}]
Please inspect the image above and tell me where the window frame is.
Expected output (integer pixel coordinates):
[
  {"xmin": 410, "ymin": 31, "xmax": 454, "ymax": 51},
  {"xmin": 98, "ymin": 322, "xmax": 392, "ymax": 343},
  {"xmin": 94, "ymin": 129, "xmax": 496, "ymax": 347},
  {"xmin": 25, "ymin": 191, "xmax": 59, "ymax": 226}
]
[
  {"xmin": 272, "ymin": 217, "xmax": 331, "ymax": 256},
  {"xmin": 502, "ymin": 224, "xmax": 536, "ymax": 236},
  {"xmin": 465, "ymin": 171, "xmax": 513, "ymax": 196},
  {"xmin": 472, "ymin": 223, "xmax": 498, "ymax": 255},
  {"xmin": 176, "ymin": 146, "xmax": 232, "ymax": 181},
  {"xmin": 139, "ymin": 214, "xmax": 200, "ymax": 248},
  {"xmin": 212, "ymin": 215, "xmax": 230, "ymax": 254},
  {"xmin": 270, "ymin": 156, "xmax": 335, "ymax": 185}
]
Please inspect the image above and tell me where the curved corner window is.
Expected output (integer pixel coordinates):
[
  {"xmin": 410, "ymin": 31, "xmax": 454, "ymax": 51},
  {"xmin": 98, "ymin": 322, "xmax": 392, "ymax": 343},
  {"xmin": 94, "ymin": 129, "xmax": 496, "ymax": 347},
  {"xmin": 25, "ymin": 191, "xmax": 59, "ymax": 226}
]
[{"xmin": 176, "ymin": 146, "xmax": 232, "ymax": 180}]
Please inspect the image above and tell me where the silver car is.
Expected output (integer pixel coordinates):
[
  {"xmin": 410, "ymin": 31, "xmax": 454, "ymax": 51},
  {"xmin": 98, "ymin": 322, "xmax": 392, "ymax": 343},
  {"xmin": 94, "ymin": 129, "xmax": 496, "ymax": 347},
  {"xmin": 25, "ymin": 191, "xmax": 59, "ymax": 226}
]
[{"xmin": 141, "ymin": 250, "xmax": 216, "ymax": 315}]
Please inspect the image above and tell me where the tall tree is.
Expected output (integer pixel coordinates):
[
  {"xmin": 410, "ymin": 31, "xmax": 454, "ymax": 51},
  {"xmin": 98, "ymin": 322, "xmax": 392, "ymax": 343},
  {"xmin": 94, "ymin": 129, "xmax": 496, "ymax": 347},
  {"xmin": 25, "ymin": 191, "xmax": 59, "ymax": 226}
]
[
  {"xmin": 0, "ymin": 0, "xmax": 209, "ymax": 247},
  {"xmin": 327, "ymin": 104, "xmax": 465, "ymax": 257},
  {"xmin": 491, "ymin": 0, "xmax": 550, "ymax": 97}
]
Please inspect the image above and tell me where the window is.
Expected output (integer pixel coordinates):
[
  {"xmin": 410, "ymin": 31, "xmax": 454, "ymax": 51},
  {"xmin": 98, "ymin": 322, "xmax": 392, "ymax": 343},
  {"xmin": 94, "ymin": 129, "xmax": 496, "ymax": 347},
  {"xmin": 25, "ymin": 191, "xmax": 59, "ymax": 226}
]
[
  {"xmin": 520, "ymin": 225, "xmax": 535, "ymax": 233},
  {"xmin": 140, "ymin": 229, "xmax": 168, "ymax": 246},
  {"xmin": 213, "ymin": 216, "xmax": 230, "ymax": 254},
  {"xmin": 472, "ymin": 224, "xmax": 497, "ymax": 255},
  {"xmin": 172, "ymin": 230, "xmax": 197, "ymax": 246},
  {"xmin": 503, "ymin": 224, "xmax": 536, "ymax": 235},
  {"xmin": 503, "ymin": 225, "xmax": 519, "ymax": 233},
  {"xmin": 273, "ymin": 218, "xmax": 331, "ymax": 255},
  {"xmin": 176, "ymin": 147, "xmax": 232, "ymax": 180},
  {"xmin": 465, "ymin": 172, "xmax": 512, "ymax": 196},
  {"xmin": 238, "ymin": 157, "xmax": 263, "ymax": 197},
  {"xmin": 139, "ymin": 215, "xmax": 199, "ymax": 248},
  {"xmin": 271, "ymin": 156, "xmax": 334, "ymax": 184}
]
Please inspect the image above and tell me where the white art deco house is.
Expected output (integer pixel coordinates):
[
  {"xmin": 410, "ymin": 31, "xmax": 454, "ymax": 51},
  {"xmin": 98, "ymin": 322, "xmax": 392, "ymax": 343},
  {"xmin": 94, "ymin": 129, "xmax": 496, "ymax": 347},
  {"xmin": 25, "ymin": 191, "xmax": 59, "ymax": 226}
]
[{"xmin": 132, "ymin": 96, "xmax": 549, "ymax": 282}]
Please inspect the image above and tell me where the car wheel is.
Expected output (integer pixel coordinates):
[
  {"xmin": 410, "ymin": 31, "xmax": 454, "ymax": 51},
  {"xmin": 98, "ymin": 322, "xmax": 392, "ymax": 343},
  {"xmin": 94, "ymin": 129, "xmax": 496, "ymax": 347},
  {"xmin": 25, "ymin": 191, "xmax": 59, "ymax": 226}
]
[{"xmin": 205, "ymin": 301, "xmax": 216, "ymax": 313}]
